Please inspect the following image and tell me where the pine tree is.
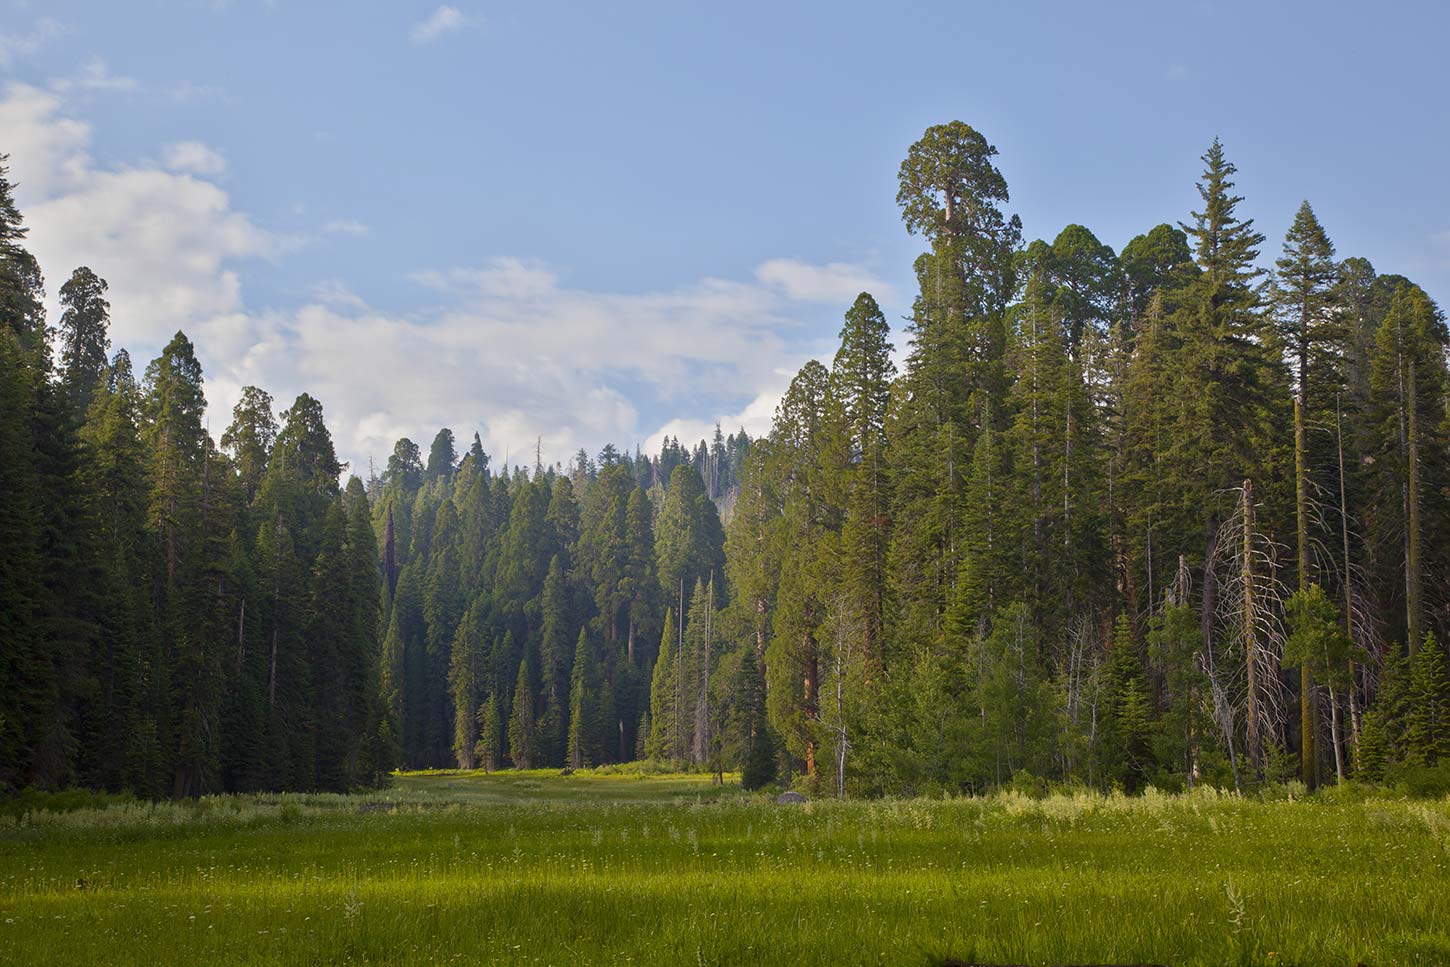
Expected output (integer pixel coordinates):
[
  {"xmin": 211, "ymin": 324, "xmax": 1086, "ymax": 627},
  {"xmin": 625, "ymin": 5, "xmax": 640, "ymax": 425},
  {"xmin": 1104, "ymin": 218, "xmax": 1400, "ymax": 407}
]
[
  {"xmin": 536, "ymin": 555, "xmax": 572, "ymax": 766},
  {"xmin": 1099, "ymin": 614, "xmax": 1154, "ymax": 791},
  {"xmin": 307, "ymin": 501, "xmax": 353, "ymax": 791},
  {"xmin": 476, "ymin": 692, "xmax": 502, "ymax": 773},
  {"xmin": 449, "ymin": 599, "xmax": 490, "ymax": 769},
  {"xmin": 508, "ymin": 656, "xmax": 536, "ymax": 770},
  {"xmin": 1368, "ymin": 284, "xmax": 1448, "ymax": 653},
  {"xmin": 646, "ymin": 609, "xmax": 678, "ymax": 762},
  {"xmin": 624, "ymin": 485, "xmax": 658, "ymax": 666},
  {"xmin": 567, "ymin": 629, "xmax": 600, "ymax": 769},
  {"xmin": 1284, "ymin": 584, "xmax": 1354, "ymax": 781},
  {"xmin": 424, "ymin": 428, "xmax": 457, "ymax": 484},
  {"xmin": 220, "ymin": 387, "xmax": 277, "ymax": 506},
  {"xmin": 1271, "ymin": 200, "xmax": 1342, "ymax": 786},
  {"xmin": 832, "ymin": 292, "xmax": 896, "ymax": 670},
  {"xmin": 57, "ymin": 266, "xmax": 111, "ymax": 412},
  {"xmin": 1405, "ymin": 633, "xmax": 1450, "ymax": 766},
  {"xmin": 344, "ymin": 476, "xmax": 387, "ymax": 785},
  {"xmin": 889, "ymin": 121, "xmax": 1021, "ymax": 655},
  {"xmin": 78, "ymin": 350, "xmax": 153, "ymax": 793}
]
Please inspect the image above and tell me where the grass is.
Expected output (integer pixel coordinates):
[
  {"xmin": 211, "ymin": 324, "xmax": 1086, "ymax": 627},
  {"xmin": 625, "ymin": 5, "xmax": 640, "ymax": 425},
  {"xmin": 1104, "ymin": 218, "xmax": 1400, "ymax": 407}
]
[{"xmin": 1, "ymin": 772, "xmax": 1447, "ymax": 966}]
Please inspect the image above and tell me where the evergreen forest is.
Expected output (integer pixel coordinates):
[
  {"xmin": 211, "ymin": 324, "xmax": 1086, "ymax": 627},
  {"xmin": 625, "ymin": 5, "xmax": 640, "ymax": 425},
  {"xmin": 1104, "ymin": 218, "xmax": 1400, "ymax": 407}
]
[{"xmin": 4, "ymin": 121, "xmax": 1449, "ymax": 801}]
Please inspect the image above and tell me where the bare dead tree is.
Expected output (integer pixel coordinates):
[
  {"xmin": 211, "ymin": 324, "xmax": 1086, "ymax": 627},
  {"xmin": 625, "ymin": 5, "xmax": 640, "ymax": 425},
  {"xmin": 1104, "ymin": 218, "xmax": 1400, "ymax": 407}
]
[{"xmin": 1205, "ymin": 481, "xmax": 1289, "ymax": 781}]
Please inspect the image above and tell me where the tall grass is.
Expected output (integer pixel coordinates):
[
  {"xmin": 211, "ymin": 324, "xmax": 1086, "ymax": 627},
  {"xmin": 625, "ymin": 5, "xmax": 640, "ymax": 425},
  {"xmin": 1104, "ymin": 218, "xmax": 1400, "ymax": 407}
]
[{"xmin": 1, "ymin": 771, "xmax": 1446, "ymax": 965}]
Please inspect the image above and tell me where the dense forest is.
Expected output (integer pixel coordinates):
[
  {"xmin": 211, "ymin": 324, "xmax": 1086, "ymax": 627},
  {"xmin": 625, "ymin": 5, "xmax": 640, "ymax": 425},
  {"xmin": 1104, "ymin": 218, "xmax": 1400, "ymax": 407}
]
[{"xmin": 3, "ymin": 120, "xmax": 1449, "ymax": 800}]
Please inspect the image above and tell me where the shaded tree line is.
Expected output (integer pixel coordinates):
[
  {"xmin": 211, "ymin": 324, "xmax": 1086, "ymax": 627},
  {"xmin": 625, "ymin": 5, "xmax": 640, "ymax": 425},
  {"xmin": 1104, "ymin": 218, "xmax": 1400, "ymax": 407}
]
[
  {"xmin": 5, "ymin": 118, "xmax": 1450, "ymax": 800},
  {"xmin": 727, "ymin": 124, "xmax": 1450, "ymax": 795},
  {"xmin": 1, "ymin": 155, "xmax": 387, "ymax": 795}
]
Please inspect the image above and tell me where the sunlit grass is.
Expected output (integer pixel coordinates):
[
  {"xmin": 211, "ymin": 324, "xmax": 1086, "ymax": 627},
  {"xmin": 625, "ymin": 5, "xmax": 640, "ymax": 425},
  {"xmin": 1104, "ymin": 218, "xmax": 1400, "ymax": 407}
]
[{"xmin": 1, "ymin": 771, "xmax": 1446, "ymax": 965}]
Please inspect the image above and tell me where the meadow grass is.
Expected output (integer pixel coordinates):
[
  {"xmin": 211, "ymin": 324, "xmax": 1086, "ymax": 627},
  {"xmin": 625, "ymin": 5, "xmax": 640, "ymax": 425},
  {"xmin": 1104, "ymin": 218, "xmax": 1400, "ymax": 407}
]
[{"xmin": 1, "ymin": 771, "xmax": 1447, "ymax": 966}]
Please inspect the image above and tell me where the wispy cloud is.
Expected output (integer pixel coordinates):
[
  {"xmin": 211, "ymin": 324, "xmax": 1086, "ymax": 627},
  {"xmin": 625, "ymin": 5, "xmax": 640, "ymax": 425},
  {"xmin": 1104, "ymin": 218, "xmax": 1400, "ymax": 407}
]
[
  {"xmin": 168, "ymin": 80, "xmax": 229, "ymax": 104},
  {"xmin": 410, "ymin": 6, "xmax": 466, "ymax": 45},
  {"xmin": 49, "ymin": 57, "xmax": 139, "ymax": 94},
  {"xmin": 755, "ymin": 257, "xmax": 891, "ymax": 304},
  {"xmin": 312, "ymin": 280, "xmax": 368, "ymax": 310},
  {"xmin": 0, "ymin": 17, "xmax": 65, "ymax": 69},
  {"xmin": 161, "ymin": 140, "xmax": 228, "ymax": 176},
  {"xmin": 323, "ymin": 218, "xmax": 370, "ymax": 238}
]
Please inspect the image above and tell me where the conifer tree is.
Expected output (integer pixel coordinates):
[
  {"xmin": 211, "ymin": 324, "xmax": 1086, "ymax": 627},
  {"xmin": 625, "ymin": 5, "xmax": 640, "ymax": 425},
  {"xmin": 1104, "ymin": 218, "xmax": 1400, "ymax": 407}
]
[
  {"xmin": 1271, "ymin": 200, "xmax": 1342, "ymax": 786},
  {"xmin": 832, "ymin": 292, "xmax": 895, "ymax": 670},
  {"xmin": 567, "ymin": 629, "xmax": 600, "ymax": 769},
  {"xmin": 536, "ymin": 555, "xmax": 572, "ymax": 765},
  {"xmin": 508, "ymin": 656, "xmax": 536, "ymax": 770},
  {"xmin": 889, "ymin": 121, "xmax": 1021, "ymax": 654},
  {"xmin": 1405, "ymin": 633, "xmax": 1450, "ymax": 766},
  {"xmin": 646, "ymin": 609, "xmax": 678, "ymax": 762},
  {"xmin": 1099, "ymin": 614, "xmax": 1154, "ymax": 791},
  {"xmin": 623, "ymin": 485, "xmax": 658, "ymax": 665},
  {"xmin": 449, "ymin": 599, "xmax": 490, "ymax": 768},
  {"xmin": 221, "ymin": 387, "xmax": 277, "ymax": 506},
  {"xmin": 57, "ymin": 266, "xmax": 111, "ymax": 412},
  {"xmin": 476, "ymin": 692, "xmax": 502, "ymax": 772}
]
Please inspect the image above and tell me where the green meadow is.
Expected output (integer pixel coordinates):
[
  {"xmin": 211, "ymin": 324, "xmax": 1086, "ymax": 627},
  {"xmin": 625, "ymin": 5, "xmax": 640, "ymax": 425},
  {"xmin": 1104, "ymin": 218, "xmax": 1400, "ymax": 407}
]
[{"xmin": 1, "ymin": 772, "xmax": 1447, "ymax": 966}]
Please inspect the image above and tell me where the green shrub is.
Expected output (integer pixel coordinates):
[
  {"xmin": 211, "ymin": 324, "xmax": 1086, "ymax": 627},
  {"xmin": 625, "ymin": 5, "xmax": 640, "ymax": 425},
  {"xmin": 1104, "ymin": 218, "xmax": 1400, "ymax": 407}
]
[
  {"xmin": 1396, "ymin": 762, "xmax": 1450, "ymax": 798},
  {"xmin": 0, "ymin": 787, "xmax": 135, "ymax": 819}
]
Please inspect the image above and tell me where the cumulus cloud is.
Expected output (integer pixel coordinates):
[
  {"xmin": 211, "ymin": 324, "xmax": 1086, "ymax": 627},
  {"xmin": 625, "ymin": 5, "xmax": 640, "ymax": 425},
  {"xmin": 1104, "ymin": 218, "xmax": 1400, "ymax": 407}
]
[
  {"xmin": 410, "ymin": 6, "xmax": 465, "ymax": 45},
  {"xmin": 2, "ymin": 84, "xmax": 274, "ymax": 353},
  {"xmin": 161, "ymin": 140, "xmax": 228, "ymax": 176},
  {"xmin": 755, "ymin": 257, "xmax": 891, "ymax": 303},
  {"xmin": 2, "ymin": 82, "xmax": 879, "ymax": 474},
  {"xmin": 644, "ymin": 384, "xmax": 788, "ymax": 457}
]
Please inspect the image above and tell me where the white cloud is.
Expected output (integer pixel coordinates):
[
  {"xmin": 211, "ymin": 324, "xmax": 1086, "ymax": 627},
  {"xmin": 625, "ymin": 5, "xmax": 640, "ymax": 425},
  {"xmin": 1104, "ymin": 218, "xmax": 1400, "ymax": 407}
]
[
  {"xmin": 204, "ymin": 253, "xmax": 846, "ymax": 470},
  {"xmin": 2, "ymin": 82, "xmax": 880, "ymax": 474},
  {"xmin": 410, "ymin": 6, "xmax": 465, "ymax": 44},
  {"xmin": 312, "ymin": 279, "xmax": 367, "ymax": 310},
  {"xmin": 413, "ymin": 257, "xmax": 557, "ymax": 299},
  {"xmin": 644, "ymin": 384, "xmax": 787, "ymax": 457},
  {"xmin": 322, "ymin": 218, "xmax": 370, "ymax": 237},
  {"xmin": 168, "ymin": 80, "xmax": 228, "ymax": 104},
  {"xmin": 161, "ymin": 140, "xmax": 228, "ymax": 176},
  {"xmin": 2, "ymin": 83, "xmax": 274, "ymax": 355},
  {"xmin": 755, "ymin": 257, "xmax": 891, "ymax": 304},
  {"xmin": 0, "ymin": 17, "xmax": 64, "ymax": 68},
  {"xmin": 49, "ymin": 57, "xmax": 140, "ymax": 94}
]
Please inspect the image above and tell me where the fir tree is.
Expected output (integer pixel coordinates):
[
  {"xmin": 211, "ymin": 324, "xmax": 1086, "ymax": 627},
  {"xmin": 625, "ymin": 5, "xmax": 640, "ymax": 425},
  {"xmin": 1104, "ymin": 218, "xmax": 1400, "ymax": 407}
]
[
  {"xmin": 567, "ymin": 629, "xmax": 601, "ymax": 769},
  {"xmin": 508, "ymin": 656, "xmax": 536, "ymax": 770}
]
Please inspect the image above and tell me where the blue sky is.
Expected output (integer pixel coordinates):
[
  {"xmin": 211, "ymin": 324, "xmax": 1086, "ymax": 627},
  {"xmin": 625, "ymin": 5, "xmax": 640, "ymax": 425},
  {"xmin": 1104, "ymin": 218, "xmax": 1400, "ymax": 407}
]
[{"xmin": 3, "ymin": 1, "xmax": 1447, "ymax": 471}]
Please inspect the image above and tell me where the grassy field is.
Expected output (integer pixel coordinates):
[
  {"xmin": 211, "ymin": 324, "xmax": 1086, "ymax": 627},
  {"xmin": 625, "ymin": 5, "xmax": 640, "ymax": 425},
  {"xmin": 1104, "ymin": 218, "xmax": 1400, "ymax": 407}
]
[{"xmin": 1, "ymin": 772, "xmax": 1447, "ymax": 966}]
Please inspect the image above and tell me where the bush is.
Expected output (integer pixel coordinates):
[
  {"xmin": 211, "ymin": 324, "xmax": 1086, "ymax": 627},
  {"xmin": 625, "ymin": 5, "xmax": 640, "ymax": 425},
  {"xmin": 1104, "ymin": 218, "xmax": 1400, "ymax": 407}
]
[
  {"xmin": 1256, "ymin": 779, "xmax": 1308, "ymax": 802},
  {"xmin": 0, "ymin": 787, "xmax": 135, "ymax": 819},
  {"xmin": 1395, "ymin": 762, "xmax": 1450, "ymax": 798},
  {"xmin": 741, "ymin": 730, "xmax": 777, "ymax": 791},
  {"xmin": 1007, "ymin": 770, "xmax": 1050, "ymax": 799}
]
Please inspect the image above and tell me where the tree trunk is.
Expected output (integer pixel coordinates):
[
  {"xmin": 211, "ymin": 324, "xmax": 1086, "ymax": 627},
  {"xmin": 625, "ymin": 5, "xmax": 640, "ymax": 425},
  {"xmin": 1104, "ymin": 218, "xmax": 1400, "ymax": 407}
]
[
  {"xmin": 1294, "ymin": 396, "xmax": 1316, "ymax": 788},
  {"xmin": 1242, "ymin": 481, "xmax": 1262, "ymax": 776},
  {"xmin": 236, "ymin": 598, "xmax": 246, "ymax": 673},
  {"xmin": 1328, "ymin": 684, "xmax": 1345, "ymax": 783}
]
